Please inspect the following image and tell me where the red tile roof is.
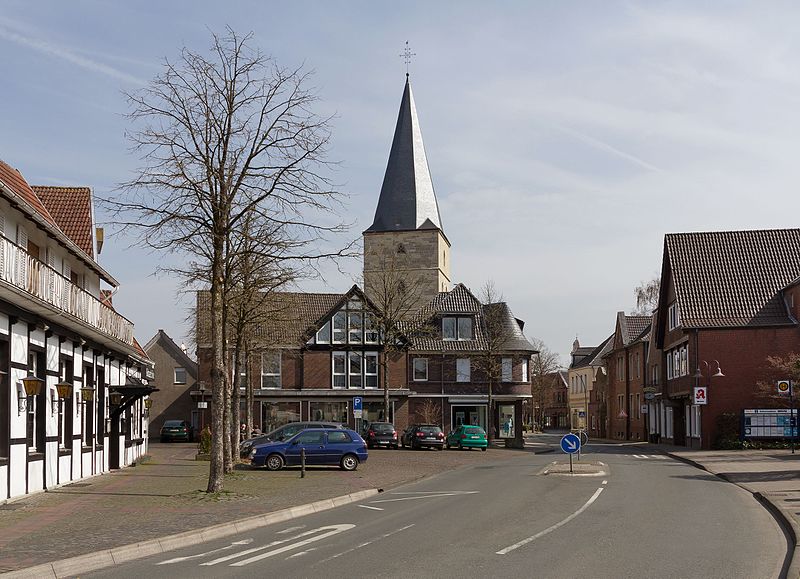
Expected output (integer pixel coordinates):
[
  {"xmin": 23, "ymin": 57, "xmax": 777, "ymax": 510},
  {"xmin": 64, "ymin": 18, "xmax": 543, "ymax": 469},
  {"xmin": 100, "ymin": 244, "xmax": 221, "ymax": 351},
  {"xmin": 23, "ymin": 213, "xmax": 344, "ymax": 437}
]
[
  {"xmin": 0, "ymin": 160, "xmax": 57, "ymax": 227},
  {"xmin": 32, "ymin": 186, "xmax": 94, "ymax": 257}
]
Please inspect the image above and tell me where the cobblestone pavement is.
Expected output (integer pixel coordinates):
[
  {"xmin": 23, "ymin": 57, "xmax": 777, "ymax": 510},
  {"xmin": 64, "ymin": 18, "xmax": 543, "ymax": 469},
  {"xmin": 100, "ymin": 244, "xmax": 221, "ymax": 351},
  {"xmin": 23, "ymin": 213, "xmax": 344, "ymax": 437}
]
[{"xmin": 0, "ymin": 442, "xmax": 526, "ymax": 573}]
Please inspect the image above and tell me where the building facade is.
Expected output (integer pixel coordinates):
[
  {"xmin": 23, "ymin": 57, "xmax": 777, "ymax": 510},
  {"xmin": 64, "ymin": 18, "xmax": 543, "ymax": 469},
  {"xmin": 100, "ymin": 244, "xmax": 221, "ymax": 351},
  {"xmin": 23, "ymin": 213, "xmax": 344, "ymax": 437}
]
[
  {"xmin": 567, "ymin": 336, "xmax": 611, "ymax": 435},
  {"xmin": 0, "ymin": 161, "xmax": 153, "ymax": 501},
  {"xmin": 652, "ymin": 229, "xmax": 800, "ymax": 448},
  {"xmin": 143, "ymin": 330, "xmax": 197, "ymax": 437},
  {"xmin": 604, "ymin": 312, "xmax": 651, "ymax": 441}
]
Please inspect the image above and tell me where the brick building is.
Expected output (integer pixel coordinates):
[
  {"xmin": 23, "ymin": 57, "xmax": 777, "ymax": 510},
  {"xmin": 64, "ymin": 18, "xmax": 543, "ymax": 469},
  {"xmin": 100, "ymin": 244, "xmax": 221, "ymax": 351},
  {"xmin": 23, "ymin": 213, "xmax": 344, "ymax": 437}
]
[
  {"xmin": 539, "ymin": 370, "xmax": 569, "ymax": 430},
  {"xmin": 651, "ymin": 229, "xmax": 800, "ymax": 448},
  {"xmin": 604, "ymin": 312, "xmax": 651, "ymax": 441},
  {"xmin": 195, "ymin": 76, "xmax": 536, "ymax": 442},
  {"xmin": 567, "ymin": 336, "xmax": 612, "ymax": 436},
  {"xmin": 143, "ymin": 330, "xmax": 198, "ymax": 437}
]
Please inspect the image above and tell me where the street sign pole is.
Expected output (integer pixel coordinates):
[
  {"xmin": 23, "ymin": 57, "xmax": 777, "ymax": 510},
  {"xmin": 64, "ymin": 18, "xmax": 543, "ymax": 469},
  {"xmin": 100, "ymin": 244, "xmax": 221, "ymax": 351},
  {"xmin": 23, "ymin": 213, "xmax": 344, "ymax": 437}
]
[
  {"xmin": 791, "ymin": 380, "xmax": 795, "ymax": 455},
  {"xmin": 569, "ymin": 452, "xmax": 573, "ymax": 474}
]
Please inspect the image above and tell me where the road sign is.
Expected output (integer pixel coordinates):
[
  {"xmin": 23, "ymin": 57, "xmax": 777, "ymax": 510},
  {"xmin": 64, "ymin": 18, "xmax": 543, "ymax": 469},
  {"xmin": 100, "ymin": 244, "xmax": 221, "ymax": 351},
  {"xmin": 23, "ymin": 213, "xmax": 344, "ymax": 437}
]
[
  {"xmin": 778, "ymin": 380, "xmax": 792, "ymax": 394},
  {"xmin": 560, "ymin": 433, "xmax": 581, "ymax": 454},
  {"xmin": 353, "ymin": 397, "xmax": 362, "ymax": 410},
  {"xmin": 693, "ymin": 387, "xmax": 707, "ymax": 405},
  {"xmin": 644, "ymin": 392, "xmax": 655, "ymax": 400}
]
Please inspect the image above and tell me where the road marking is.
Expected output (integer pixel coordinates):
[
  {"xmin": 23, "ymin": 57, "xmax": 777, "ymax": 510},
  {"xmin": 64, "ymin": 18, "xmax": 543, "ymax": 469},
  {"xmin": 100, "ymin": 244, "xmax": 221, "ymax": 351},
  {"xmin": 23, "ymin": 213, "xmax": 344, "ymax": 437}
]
[
  {"xmin": 276, "ymin": 525, "xmax": 306, "ymax": 534},
  {"xmin": 602, "ymin": 480, "xmax": 608, "ymax": 485},
  {"xmin": 496, "ymin": 487, "xmax": 605, "ymax": 555},
  {"xmin": 286, "ymin": 547, "xmax": 317, "ymax": 559},
  {"xmin": 157, "ymin": 540, "xmax": 254, "ymax": 565},
  {"xmin": 230, "ymin": 524, "xmax": 355, "ymax": 567},
  {"xmin": 390, "ymin": 491, "xmax": 480, "ymax": 495},
  {"xmin": 357, "ymin": 504, "xmax": 384, "ymax": 511},
  {"xmin": 372, "ymin": 492, "xmax": 477, "ymax": 504},
  {"xmin": 315, "ymin": 524, "xmax": 415, "ymax": 565}
]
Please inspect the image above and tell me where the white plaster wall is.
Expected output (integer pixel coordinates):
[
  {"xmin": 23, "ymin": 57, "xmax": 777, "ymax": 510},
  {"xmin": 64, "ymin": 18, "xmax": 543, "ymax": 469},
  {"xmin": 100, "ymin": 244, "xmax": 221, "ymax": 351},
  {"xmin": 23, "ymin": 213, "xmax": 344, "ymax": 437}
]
[
  {"xmin": 0, "ymin": 312, "xmax": 7, "ymax": 336},
  {"xmin": 9, "ymin": 444, "xmax": 26, "ymax": 497},
  {"xmin": 27, "ymin": 458, "xmax": 43, "ymax": 494},
  {"xmin": 0, "ymin": 464, "xmax": 7, "ymax": 499},
  {"xmin": 58, "ymin": 453, "xmax": 70, "ymax": 483}
]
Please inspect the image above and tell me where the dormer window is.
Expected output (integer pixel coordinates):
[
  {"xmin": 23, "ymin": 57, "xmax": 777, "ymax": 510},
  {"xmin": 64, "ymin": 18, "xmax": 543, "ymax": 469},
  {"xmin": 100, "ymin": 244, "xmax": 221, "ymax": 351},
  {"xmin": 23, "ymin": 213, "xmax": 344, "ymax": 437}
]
[
  {"xmin": 442, "ymin": 316, "xmax": 473, "ymax": 341},
  {"xmin": 668, "ymin": 302, "xmax": 680, "ymax": 331},
  {"xmin": 320, "ymin": 297, "xmax": 379, "ymax": 345}
]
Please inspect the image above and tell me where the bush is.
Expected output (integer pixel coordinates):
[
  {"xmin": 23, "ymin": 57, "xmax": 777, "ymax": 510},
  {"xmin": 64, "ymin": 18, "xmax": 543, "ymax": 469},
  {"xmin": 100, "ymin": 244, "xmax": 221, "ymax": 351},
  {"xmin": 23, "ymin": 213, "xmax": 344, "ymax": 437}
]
[
  {"xmin": 197, "ymin": 426, "xmax": 212, "ymax": 454},
  {"xmin": 712, "ymin": 412, "xmax": 741, "ymax": 450}
]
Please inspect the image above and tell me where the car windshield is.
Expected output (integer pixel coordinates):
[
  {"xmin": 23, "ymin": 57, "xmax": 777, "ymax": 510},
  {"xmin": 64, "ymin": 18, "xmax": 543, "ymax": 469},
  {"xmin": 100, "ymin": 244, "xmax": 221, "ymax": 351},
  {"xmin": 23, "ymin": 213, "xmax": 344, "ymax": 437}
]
[
  {"xmin": 419, "ymin": 426, "xmax": 442, "ymax": 434},
  {"xmin": 464, "ymin": 427, "xmax": 485, "ymax": 435},
  {"xmin": 371, "ymin": 424, "xmax": 394, "ymax": 433},
  {"xmin": 163, "ymin": 420, "xmax": 184, "ymax": 427}
]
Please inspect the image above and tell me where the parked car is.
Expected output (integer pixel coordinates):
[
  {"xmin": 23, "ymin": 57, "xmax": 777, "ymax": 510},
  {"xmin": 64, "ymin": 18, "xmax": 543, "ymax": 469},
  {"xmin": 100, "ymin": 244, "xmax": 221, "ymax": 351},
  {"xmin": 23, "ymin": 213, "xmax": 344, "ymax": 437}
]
[
  {"xmin": 446, "ymin": 425, "xmax": 488, "ymax": 451},
  {"xmin": 240, "ymin": 421, "xmax": 344, "ymax": 458},
  {"xmin": 401, "ymin": 424, "xmax": 445, "ymax": 450},
  {"xmin": 159, "ymin": 419, "xmax": 194, "ymax": 443},
  {"xmin": 250, "ymin": 428, "xmax": 367, "ymax": 471},
  {"xmin": 364, "ymin": 422, "xmax": 398, "ymax": 449}
]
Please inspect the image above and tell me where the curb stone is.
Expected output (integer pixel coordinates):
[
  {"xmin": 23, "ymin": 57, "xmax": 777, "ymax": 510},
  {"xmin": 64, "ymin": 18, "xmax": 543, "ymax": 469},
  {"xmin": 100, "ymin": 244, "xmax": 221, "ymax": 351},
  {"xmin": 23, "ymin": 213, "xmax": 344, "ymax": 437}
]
[
  {"xmin": 666, "ymin": 452, "xmax": 797, "ymax": 579},
  {"xmin": 0, "ymin": 488, "xmax": 380, "ymax": 579}
]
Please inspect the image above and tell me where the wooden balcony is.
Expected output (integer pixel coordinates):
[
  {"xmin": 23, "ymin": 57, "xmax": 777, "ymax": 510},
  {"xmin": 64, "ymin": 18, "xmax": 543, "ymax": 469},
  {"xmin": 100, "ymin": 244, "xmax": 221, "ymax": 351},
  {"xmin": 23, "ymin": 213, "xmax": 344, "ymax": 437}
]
[{"xmin": 0, "ymin": 238, "xmax": 134, "ymax": 346}]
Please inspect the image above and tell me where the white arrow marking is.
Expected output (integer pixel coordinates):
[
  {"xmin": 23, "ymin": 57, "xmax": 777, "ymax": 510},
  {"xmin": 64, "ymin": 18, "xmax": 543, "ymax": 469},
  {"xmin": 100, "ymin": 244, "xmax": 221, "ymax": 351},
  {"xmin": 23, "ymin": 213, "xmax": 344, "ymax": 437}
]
[
  {"xmin": 230, "ymin": 524, "xmax": 355, "ymax": 566},
  {"xmin": 496, "ymin": 487, "xmax": 604, "ymax": 555},
  {"xmin": 564, "ymin": 439, "xmax": 577, "ymax": 450},
  {"xmin": 157, "ymin": 539, "xmax": 254, "ymax": 565},
  {"xmin": 286, "ymin": 547, "xmax": 317, "ymax": 559}
]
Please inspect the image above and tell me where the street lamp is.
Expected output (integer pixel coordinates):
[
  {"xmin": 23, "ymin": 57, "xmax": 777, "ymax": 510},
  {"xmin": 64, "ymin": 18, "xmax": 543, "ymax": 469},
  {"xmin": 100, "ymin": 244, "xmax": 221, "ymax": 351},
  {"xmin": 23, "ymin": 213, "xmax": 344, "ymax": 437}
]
[{"xmin": 693, "ymin": 360, "xmax": 724, "ymax": 449}]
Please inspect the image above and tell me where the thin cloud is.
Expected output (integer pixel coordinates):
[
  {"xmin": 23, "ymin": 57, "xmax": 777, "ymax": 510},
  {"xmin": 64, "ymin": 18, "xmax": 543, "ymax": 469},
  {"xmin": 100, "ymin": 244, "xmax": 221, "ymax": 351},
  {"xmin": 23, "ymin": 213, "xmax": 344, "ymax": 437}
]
[{"xmin": 0, "ymin": 20, "xmax": 145, "ymax": 85}]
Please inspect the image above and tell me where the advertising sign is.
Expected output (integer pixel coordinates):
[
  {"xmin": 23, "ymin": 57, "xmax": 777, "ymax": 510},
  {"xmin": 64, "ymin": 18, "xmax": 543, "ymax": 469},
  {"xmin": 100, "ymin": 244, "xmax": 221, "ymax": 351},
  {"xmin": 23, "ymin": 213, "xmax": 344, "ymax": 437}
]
[
  {"xmin": 693, "ymin": 387, "xmax": 708, "ymax": 405},
  {"xmin": 743, "ymin": 409, "xmax": 797, "ymax": 438}
]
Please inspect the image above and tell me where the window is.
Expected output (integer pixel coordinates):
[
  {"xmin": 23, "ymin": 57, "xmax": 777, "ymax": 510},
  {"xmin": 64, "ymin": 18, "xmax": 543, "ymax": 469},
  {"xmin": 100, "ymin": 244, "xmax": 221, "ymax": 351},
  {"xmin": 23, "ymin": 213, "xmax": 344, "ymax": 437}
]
[
  {"xmin": 636, "ymin": 354, "xmax": 641, "ymax": 378},
  {"xmin": 651, "ymin": 364, "xmax": 659, "ymax": 385},
  {"xmin": 668, "ymin": 302, "xmax": 681, "ymax": 330},
  {"xmin": 413, "ymin": 358, "xmax": 428, "ymax": 381},
  {"xmin": 332, "ymin": 312, "xmax": 346, "ymax": 343},
  {"xmin": 521, "ymin": 358, "xmax": 529, "ymax": 382},
  {"xmin": 174, "ymin": 367, "xmax": 187, "ymax": 384},
  {"xmin": 666, "ymin": 344, "xmax": 688, "ymax": 380},
  {"xmin": 332, "ymin": 351, "xmax": 379, "ymax": 389},
  {"xmin": 617, "ymin": 356, "xmax": 624, "ymax": 381},
  {"xmin": 442, "ymin": 317, "xmax": 473, "ymax": 340},
  {"xmin": 316, "ymin": 321, "xmax": 331, "ymax": 343},
  {"xmin": 294, "ymin": 431, "xmax": 325, "ymax": 445},
  {"xmin": 349, "ymin": 352, "xmax": 362, "ymax": 389},
  {"xmin": 328, "ymin": 431, "xmax": 352, "ymax": 444},
  {"xmin": 348, "ymin": 312, "xmax": 363, "ymax": 344},
  {"xmin": 364, "ymin": 314, "xmax": 378, "ymax": 343},
  {"xmin": 26, "ymin": 351, "xmax": 45, "ymax": 454},
  {"xmin": 364, "ymin": 353, "xmax": 378, "ymax": 388},
  {"xmin": 501, "ymin": 358, "xmax": 512, "ymax": 382},
  {"xmin": 456, "ymin": 358, "xmax": 470, "ymax": 382},
  {"xmin": 333, "ymin": 352, "xmax": 347, "ymax": 389},
  {"xmin": 261, "ymin": 351, "xmax": 281, "ymax": 389},
  {"xmin": 83, "ymin": 365, "xmax": 94, "ymax": 447}
]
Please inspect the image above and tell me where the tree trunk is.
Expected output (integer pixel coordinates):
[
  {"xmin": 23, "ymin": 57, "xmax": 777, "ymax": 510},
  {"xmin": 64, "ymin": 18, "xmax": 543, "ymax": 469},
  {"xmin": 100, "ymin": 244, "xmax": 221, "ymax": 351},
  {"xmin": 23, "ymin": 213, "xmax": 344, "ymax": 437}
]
[
  {"xmin": 487, "ymin": 378, "xmax": 494, "ymax": 444},
  {"xmin": 245, "ymin": 343, "xmax": 253, "ymax": 437},
  {"xmin": 223, "ymin": 363, "xmax": 233, "ymax": 473},
  {"xmin": 207, "ymin": 243, "xmax": 225, "ymax": 493},
  {"xmin": 383, "ymin": 351, "xmax": 391, "ymax": 424},
  {"xmin": 231, "ymin": 338, "xmax": 244, "ymax": 462}
]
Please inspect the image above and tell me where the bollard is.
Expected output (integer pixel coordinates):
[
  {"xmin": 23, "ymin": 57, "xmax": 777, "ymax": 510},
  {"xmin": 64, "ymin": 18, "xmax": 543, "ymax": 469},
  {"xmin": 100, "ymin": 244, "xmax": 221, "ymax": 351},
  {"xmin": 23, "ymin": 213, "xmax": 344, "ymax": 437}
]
[{"xmin": 300, "ymin": 448, "xmax": 306, "ymax": 478}]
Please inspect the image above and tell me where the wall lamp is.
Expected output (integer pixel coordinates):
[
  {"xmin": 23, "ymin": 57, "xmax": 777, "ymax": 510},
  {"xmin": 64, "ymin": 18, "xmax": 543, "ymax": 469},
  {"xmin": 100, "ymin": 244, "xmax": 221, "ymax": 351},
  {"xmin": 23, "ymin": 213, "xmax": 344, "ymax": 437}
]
[
  {"xmin": 81, "ymin": 386, "xmax": 95, "ymax": 403},
  {"xmin": 18, "ymin": 375, "xmax": 44, "ymax": 414},
  {"xmin": 54, "ymin": 381, "xmax": 72, "ymax": 415},
  {"xmin": 109, "ymin": 391, "xmax": 123, "ymax": 406}
]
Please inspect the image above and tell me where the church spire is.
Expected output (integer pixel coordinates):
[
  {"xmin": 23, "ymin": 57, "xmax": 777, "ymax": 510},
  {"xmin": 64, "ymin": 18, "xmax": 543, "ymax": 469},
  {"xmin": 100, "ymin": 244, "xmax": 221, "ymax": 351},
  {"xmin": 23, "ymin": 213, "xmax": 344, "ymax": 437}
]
[{"xmin": 366, "ymin": 77, "xmax": 443, "ymax": 233}]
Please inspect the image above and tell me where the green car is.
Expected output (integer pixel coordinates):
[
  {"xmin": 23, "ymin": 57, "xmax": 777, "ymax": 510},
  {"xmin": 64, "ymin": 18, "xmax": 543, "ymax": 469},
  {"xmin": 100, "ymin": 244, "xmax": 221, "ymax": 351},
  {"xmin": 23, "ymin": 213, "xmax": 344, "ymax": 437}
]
[{"xmin": 446, "ymin": 425, "xmax": 488, "ymax": 451}]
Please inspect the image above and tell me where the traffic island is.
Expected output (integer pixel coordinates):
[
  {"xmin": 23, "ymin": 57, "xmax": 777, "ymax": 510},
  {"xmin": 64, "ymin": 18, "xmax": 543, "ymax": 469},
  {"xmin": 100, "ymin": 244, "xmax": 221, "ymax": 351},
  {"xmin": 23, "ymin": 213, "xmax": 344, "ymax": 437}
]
[{"xmin": 541, "ymin": 460, "xmax": 607, "ymax": 476}]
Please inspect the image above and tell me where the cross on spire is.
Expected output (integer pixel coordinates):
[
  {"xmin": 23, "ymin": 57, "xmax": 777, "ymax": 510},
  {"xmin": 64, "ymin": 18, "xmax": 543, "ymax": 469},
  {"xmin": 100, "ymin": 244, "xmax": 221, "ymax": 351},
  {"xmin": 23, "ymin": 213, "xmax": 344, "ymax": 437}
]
[{"xmin": 400, "ymin": 41, "xmax": 416, "ymax": 77}]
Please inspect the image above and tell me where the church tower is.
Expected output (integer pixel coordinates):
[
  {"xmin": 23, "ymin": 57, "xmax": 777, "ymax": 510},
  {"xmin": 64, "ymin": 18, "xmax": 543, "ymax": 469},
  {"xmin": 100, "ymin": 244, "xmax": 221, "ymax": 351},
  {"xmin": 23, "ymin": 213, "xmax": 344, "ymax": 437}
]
[{"xmin": 363, "ymin": 77, "xmax": 451, "ymax": 310}]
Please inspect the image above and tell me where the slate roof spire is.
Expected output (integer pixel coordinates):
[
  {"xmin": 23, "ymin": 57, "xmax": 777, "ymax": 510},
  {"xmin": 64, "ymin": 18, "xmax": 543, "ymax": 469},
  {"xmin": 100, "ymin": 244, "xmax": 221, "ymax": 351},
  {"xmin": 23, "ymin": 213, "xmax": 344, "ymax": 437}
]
[{"xmin": 366, "ymin": 77, "xmax": 444, "ymax": 233}]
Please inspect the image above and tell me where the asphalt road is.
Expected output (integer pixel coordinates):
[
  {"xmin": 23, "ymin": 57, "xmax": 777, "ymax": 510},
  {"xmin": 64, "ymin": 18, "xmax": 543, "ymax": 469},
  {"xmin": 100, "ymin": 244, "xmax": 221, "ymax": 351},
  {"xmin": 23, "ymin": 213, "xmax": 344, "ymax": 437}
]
[{"xmin": 88, "ymin": 434, "xmax": 786, "ymax": 579}]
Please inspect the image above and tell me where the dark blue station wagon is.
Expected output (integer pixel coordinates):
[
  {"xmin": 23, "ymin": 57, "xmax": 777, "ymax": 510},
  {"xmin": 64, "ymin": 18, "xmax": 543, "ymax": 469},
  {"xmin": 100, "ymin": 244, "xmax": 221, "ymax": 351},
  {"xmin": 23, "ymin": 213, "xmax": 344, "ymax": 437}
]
[{"xmin": 249, "ymin": 428, "xmax": 368, "ymax": 471}]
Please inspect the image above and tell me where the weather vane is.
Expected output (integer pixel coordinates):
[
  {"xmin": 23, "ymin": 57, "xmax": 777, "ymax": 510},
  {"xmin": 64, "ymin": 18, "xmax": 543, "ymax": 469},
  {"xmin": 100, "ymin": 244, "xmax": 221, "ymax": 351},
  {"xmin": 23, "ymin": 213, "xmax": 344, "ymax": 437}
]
[{"xmin": 400, "ymin": 41, "xmax": 416, "ymax": 76}]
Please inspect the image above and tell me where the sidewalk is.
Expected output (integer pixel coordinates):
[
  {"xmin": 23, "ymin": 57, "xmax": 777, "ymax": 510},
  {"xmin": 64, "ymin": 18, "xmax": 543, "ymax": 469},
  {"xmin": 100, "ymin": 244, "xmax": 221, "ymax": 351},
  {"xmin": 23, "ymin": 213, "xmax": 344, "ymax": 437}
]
[
  {"xmin": 660, "ymin": 446, "xmax": 800, "ymax": 579},
  {"xmin": 0, "ymin": 442, "xmax": 516, "ymax": 575}
]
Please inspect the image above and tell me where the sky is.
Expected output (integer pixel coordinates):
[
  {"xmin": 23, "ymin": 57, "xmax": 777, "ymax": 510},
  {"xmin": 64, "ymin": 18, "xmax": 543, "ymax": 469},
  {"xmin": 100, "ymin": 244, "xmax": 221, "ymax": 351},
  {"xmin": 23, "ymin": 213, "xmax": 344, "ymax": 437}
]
[{"xmin": 2, "ymin": 1, "xmax": 800, "ymax": 364}]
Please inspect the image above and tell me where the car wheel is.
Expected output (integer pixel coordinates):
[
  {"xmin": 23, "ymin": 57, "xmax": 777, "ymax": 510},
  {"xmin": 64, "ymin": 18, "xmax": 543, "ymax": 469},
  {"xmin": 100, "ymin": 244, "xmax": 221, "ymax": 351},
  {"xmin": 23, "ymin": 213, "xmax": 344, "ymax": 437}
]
[
  {"xmin": 458, "ymin": 442, "xmax": 463, "ymax": 450},
  {"xmin": 437, "ymin": 446, "xmax": 444, "ymax": 451},
  {"xmin": 265, "ymin": 454, "xmax": 284, "ymax": 471},
  {"xmin": 446, "ymin": 441, "xmax": 451, "ymax": 449},
  {"xmin": 340, "ymin": 454, "xmax": 359, "ymax": 471},
  {"xmin": 481, "ymin": 447, "xmax": 487, "ymax": 452}
]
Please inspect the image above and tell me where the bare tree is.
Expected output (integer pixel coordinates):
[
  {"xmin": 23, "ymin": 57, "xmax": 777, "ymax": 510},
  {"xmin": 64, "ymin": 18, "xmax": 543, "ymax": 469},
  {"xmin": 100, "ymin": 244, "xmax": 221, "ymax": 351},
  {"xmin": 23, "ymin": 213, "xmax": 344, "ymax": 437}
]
[
  {"xmin": 105, "ymin": 29, "xmax": 346, "ymax": 492},
  {"xmin": 754, "ymin": 353, "xmax": 800, "ymax": 406},
  {"xmin": 415, "ymin": 398, "xmax": 442, "ymax": 426},
  {"xmin": 632, "ymin": 277, "xmax": 660, "ymax": 316},
  {"xmin": 364, "ymin": 251, "xmax": 430, "ymax": 425},
  {"xmin": 529, "ymin": 338, "xmax": 563, "ymax": 430}
]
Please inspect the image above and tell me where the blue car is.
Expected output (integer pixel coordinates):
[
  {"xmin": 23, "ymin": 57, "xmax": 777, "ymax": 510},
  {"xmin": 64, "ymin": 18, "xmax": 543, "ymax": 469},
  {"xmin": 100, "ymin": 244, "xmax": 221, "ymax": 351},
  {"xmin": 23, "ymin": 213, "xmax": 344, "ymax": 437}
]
[{"xmin": 250, "ymin": 428, "xmax": 368, "ymax": 471}]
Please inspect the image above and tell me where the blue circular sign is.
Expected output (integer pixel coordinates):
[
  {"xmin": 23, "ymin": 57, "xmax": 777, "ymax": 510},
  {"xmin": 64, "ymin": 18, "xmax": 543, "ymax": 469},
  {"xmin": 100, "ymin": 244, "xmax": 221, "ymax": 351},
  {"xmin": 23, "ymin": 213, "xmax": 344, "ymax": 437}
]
[{"xmin": 560, "ymin": 433, "xmax": 581, "ymax": 454}]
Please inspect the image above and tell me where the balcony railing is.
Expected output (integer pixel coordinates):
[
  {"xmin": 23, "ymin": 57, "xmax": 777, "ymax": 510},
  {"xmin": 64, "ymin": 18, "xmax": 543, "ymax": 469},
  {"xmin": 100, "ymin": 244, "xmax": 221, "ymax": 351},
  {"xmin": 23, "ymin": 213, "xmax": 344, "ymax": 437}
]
[{"xmin": 0, "ymin": 238, "xmax": 134, "ymax": 346}]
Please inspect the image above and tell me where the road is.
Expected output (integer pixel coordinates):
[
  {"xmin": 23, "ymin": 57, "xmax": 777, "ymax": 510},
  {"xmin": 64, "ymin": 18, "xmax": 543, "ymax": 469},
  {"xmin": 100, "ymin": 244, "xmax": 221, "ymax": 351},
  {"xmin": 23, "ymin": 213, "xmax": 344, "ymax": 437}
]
[{"xmin": 89, "ymin": 434, "xmax": 786, "ymax": 579}]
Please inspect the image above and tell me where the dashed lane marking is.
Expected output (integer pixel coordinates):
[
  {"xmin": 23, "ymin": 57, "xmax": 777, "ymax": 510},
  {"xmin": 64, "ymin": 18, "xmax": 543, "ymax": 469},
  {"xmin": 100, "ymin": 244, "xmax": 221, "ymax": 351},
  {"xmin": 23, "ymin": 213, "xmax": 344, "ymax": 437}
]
[
  {"xmin": 157, "ymin": 540, "xmax": 254, "ymax": 565},
  {"xmin": 315, "ymin": 524, "xmax": 415, "ymax": 566},
  {"xmin": 357, "ymin": 504, "xmax": 384, "ymax": 511}
]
